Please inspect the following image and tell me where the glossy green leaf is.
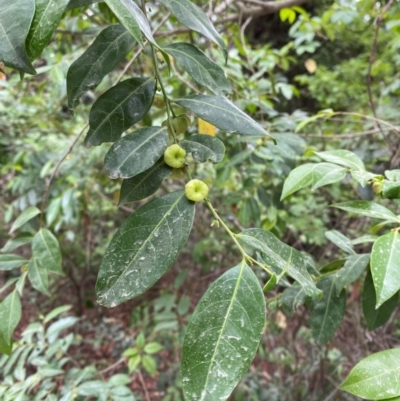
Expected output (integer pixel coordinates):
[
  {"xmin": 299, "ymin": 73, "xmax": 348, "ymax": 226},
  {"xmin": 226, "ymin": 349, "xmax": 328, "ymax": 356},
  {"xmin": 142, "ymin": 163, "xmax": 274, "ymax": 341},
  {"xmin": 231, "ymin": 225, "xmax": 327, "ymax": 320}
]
[
  {"xmin": 315, "ymin": 149, "xmax": 365, "ymax": 171},
  {"xmin": 263, "ymin": 273, "xmax": 277, "ymax": 292},
  {"xmin": 325, "ymin": 230, "xmax": 355, "ymax": 254},
  {"xmin": 0, "ymin": 254, "xmax": 28, "ymax": 270},
  {"xmin": 309, "ymin": 275, "xmax": 346, "ymax": 345},
  {"xmin": 9, "ymin": 206, "xmax": 41, "ymax": 233},
  {"xmin": 26, "ymin": 0, "xmax": 69, "ymax": 61},
  {"xmin": 332, "ymin": 201, "xmax": 400, "ymax": 223},
  {"xmin": 351, "ymin": 170, "xmax": 379, "ymax": 187},
  {"xmin": 340, "ymin": 348, "xmax": 400, "ymax": 399},
  {"xmin": 0, "ymin": 0, "xmax": 36, "ymax": 74},
  {"xmin": 66, "ymin": 0, "xmax": 102, "ymax": 9},
  {"xmin": 0, "ymin": 290, "xmax": 22, "ymax": 345},
  {"xmin": 362, "ymin": 270, "xmax": 398, "ymax": 331},
  {"xmin": 32, "ymin": 228, "xmax": 63, "ymax": 275},
  {"xmin": 119, "ymin": 158, "xmax": 172, "ymax": 205},
  {"xmin": 385, "ymin": 170, "xmax": 400, "ymax": 181},
  {"xmin": 383, "ymin": 181, "xmax": 400, "ymax": 199},
  {"xmin": 335, "ymin": 254, "xmax": 370, "ymax": 295},
  {"xmin": 158, "ymin": 0, "xmax": 226, "ymax": 60},
  {"xmin": 180, "ymin": 134, "xmax": 225, "ymax": 164},
  {"xmin": 352, "ymin": 234, "xmax": 378, "ymax": 245},
  {"xmin": 174, "ymin": 95, "xmax": 271, "ymax": 138},
  {"xmin": 281, "ymin": 285, "xmax": 306, "ymax": 316},
  {"xmin": 85, "ymin": 77, "xmax": 156, "ymax": 147},
  {"xmin": 1, "ymin": 233, "xmax": 33, "ymax": 253},
  {"xmin": 237, "ymin": 229, "xmax": 321, "ymax": 298},
  {"xmin": 67, "ymin": 24, "xmax": 136, "ymax": 111},
  {"xmin": 371, "ymin": 231, "xmax": 400, "ymax": 307},
  {"xmin": 96, "ymin": 191, "xmax": 195, "ymax": 307},
  {"xmin": 0, "ymin": 333, "xmax": 12, "ymax": 356},
  {"xmin": 181, "ymin": 261, "xmax": 265, "ymax": 401},
  {"xmin": 311, "ymin": 163, "xmax": 347, "ymax": 190},
  {"xmin": 164, "ymin": 43, "xmax": 230, "ymax": 95},
  {"xmin": 104, "ymin": 127, "xmax": 168, "ymax": 179},
  {"xmin": 320, "ymin": 259, "xmax": 345, "ymax": 274},
  {"xmin": 28, "ymin": 257, "xmax": 50, "ymax": 296}
]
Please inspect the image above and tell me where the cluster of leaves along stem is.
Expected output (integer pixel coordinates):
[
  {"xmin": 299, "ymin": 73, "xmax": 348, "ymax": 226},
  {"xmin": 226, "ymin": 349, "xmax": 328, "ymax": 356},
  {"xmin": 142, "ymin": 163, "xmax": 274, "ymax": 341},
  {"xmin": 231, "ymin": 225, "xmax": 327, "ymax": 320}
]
[{"xmin": 2, "ymin": 1, "xmax": 400, "ymax": 401}]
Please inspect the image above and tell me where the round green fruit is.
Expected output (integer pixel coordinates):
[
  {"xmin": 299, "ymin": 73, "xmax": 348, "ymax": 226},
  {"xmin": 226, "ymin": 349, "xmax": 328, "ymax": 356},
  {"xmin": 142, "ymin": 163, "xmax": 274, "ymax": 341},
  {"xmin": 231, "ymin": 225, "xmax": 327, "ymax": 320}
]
[
  {"xmin": 164, "ymin": 144, "xmax": 186, "ymax": 168},
  {"xmin": 185, "ymin": 179, "xmax": 209, "ymax": 202}
]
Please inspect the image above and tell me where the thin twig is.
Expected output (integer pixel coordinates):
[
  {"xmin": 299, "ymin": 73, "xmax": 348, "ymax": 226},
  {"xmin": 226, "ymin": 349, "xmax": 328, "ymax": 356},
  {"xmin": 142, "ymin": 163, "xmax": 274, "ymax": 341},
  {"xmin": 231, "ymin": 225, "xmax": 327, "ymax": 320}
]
[
  {"xmin": 100, "ymin": 357, "xmax": 126, "ymax": 375},
  {"xmin": 138, "ymin": 370, "xmax": 151, "ymax": 401}
]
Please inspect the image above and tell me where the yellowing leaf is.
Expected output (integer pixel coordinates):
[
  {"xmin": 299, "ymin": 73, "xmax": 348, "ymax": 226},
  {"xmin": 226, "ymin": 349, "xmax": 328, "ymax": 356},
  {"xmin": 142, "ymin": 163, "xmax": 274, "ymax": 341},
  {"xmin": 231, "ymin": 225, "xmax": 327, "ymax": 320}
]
[
  {"xmin": 305, "ymin": 59, "xmax": 317, "ymax": 73},
  {"xmin": 198, "ymin": 118, "xmax": 216, "ymax": 136}
]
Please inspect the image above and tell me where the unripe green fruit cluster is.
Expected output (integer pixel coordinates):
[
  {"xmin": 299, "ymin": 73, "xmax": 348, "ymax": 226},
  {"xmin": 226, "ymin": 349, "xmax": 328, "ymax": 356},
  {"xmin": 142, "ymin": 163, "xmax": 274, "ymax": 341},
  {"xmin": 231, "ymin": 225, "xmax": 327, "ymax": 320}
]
[
  {"xmin": 185, "ymin": 179, "xmax": 209, "ymax": 202},
  {"xmin": 164, "ymin": 144, "xmax": 186, "ymax": 168}
]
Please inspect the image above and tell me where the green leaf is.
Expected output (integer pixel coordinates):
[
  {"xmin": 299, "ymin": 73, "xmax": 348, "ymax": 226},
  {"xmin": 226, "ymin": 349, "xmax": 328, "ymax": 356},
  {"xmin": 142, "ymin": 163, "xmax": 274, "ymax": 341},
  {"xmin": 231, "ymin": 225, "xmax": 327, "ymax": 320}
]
[
  {"xmin": 0, "ymin": 333, "xmax": 12, "ymax": 356},
  {"xmin": 144, "ymin": 342, "xmax": 163, "ymax": 354},
  {"xmin": 84, "ymin": 77, "xmax": 156, "ymax": 147},
  {"xmin": 309, "ymin": 276, "xmax": 346, "ymax": 345},
  {"xmin": 44, "ymin": 305, "xmax": 72, "ymax": 323},
  {"xmin": 362, "ymin": 270, "xmax": 398, "ymax": 331},
  {"xmin": 281, "ymin": 285, "xmax": 306, "ymax": 316},
  {"xmin": 181, "ymin": 261, "xmax": 265, "ymax": 401},
  {"xmin": 96, "ymin": 191, "xmax": 195, "ymax": 307},
  {"xmin": 180, "ymin": 134, "xmax": 225, "ymax": 164},
  {"xmin": 315, "ymin": 149, "xmax": 365, "ymax": 171},
  {"xmin": 128, "ymin": 355, "xmax": 141, "ymax": 372},
  {"xmin": 0, "ymin": 0, "xmax": 36, "ymax": 74},
  {"xmin": 0, "ymin": 290, "xmax": 22, "ymax": 345},
  {"xmin": 28, "ymin": 257, "xmax": 50, "ymax": 296},
  {"xmin": 66, "ymin": 0, "xmax": 102, "ymax": 9},
  {"xmin": 163, "ymin": 43, "xmax": 230, "ymax": 95},
  {"xmin": 9, "ymin": 206, "xmax": 41, "ymax": 233},
  {"xmin": 104, "ymin": 127, "xmax": 168, "ymax": 179},
  {"xmin": 311, "ymin": 163, "xmax": 347, "ymax": 190},
  {"xmin": 237, "ymin": 229, "xmax": 321, "ymax": 298},
  {"xmin": 157, "ymin": 0, "xmax": 227, "ymax": 60},
  {"xmin": 32, "ymin": 229, "xmax": 63, "ymax": 275},
  {"xmin": 340, "ymin": 348, "xmax": 400, "ymax": 399},
  {"xmin": 67, "ymin": 24, "xmax": 136, "ymax": 111},
  {"xmin": 371, "ymin": 231, "xmax": 400, "ymax": 307},
  {"xmin": 332, "ymin": 201, "xmax": 400, "ymax": 223},
  {"xmin": 382, "ymin": 181, "xmax": 400, "ymax": 199},
  {"xmin": 325, "ymin": 230, "xmax": 355, "ymax": 254},
  {"xmin": 335, "ymin": 254, "xmax": 370, "ymax": 295},
  {"xmin": 0, "ymin": 254, "xmax": 28, "ymax": 270},
  {"xmin": 142, "ymin": 355, "xmax": 157, "ymax": 375},
  {"xmin": 26, "ymin": 0, "xmax": 69, "ymax": 61},
  {"xmin": 119, "ymin": 158, "xmax": 172, "ymax": 205},
  {"xmin": 174, "ymin": 95, "xmax": 271, "ymax": 138},
  {"xmin": 1, "ymin": 233, "xmax": 33, "ymax": 253},
  {"xmin": 351, "ymin": 170, "xmax": 379, "ymax": 187}
]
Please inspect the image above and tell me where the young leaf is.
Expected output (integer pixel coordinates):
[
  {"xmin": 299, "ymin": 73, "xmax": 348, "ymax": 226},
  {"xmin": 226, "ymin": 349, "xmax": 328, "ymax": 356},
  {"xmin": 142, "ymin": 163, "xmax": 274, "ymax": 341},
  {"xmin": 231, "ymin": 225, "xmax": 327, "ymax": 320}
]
[
  {"xmin": 104, "ymin": 127, "xmax": 168, "ymax": 179},
  {"xmin": 84, "ymin": 77, "xmax": 156, "ymax": 147},
  {"xmin": 158, "ymin": 0, "xmax": 227, "ymax": 60},
  {"xmin": 315, "ymin": 149, "xmax": 365, "ymax": 171},
  {"xmin": 281, "ymin": 285, "xmax": 306, "ymax": 316},
  {"xmin": 96, "ymin": 191, "xmax": 195, "ymax": 307},
  {"xmin": 174, "ymin": 95, "xmax": 271, "ymax": 138},
  {"xmin": 181, "ymin": 261, "xmax": 265, "ymax": 401},
  {"xmin": 0, "ymin": 290, "xmax": 22, "ymax": 345},
  {"xmin": 9, "ymin": 206, "xmax": 41, "ymax": 233},
  {"xmin": 119, "ymin": 158, "xmax": 172, "ymax": 205},
  {"xmin": 335, "ymin": 253, "xmax": 370, "ymax": 295},
  {"xmin": 309, "ymin": 275, "xmax": 346, "ymax": 345},
  {"xmin": 340, "ymin": 348, "xmax": 400, "ymax": 399},
  {"xmin": 332, "ymin": 201, "xmax": 400, "ymax": 223},
  {"xmin": 28, "ymin": 257, "xmax": 50, "ymax": 296},
  {"xmin": 32, "ymin": 229, "xmax": 63, "ymax": 275},
  {"xmin": 163, "ymin": 43, "xmax": 231, "ymax": 95},
  {"xmin": 67, "ymin": 24, "xmax": 136, "ymax": 111},
  {"xmin": 371, "ymin": 231, "xmax": 400, "ymax": 307},
  {"xmin": 237, "ymin": 229, "xmax": 321, "ymax": 298},
  {"xmin": 180, "ymin": 134, "xmax": 225, "ymax": 164},
  {"xmin": 325, "ymin": 230, "xmax": 355, "ymax": 254},
  {"xmin": 26, "ymin": 0, "xmax": 70, "ymax": 61},
  {"xmin": 0, "ymin": 254, "xmax": 28, "ymax": 270},
  {"xmin": 0, "ymin": 0, "xmax": 36, "ymax": 74},
  {"xmin": 362, "ymin": 270, "xmax": 398, "ymax": 331}
]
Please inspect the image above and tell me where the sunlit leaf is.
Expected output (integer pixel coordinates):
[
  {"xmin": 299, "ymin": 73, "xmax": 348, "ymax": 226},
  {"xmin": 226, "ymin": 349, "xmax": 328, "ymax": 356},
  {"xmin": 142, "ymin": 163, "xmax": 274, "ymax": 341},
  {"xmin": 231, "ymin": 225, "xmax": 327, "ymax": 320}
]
[{"xmin": 315, "ymin": 149, "xmax": 365, "ymax": 171}]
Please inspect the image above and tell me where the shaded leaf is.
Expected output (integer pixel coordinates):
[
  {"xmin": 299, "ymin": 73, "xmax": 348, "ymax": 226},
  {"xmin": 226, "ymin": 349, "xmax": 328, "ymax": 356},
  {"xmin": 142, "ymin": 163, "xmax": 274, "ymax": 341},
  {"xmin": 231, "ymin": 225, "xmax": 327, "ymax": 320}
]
[
  {"xmin": 28, "ymin": 257, "xmax": 50, "ymax": 296},
  {"xmin": 67, "ymin": 0, "xmax": 102, "ymax": 9},
  {"xmin": 237, "ymin": 228, "xmax": 321, "ymax": 298},
  {"xmin": 85, "ymin": 77, "xmax": 156, "ymax": 147},
  {"xmin": 371, "ymin": 231, "xmax": 400, "ymax": 307},
  {"xmin": 1, "ymin": 233, "xmax": 33, "ymax": 253},
  {"xmin": 0, "ymin": 254, "xmax": 28, "ymax": 271},
  {"xmin": 325, "ymin": 230, "xmax": 355, "ymax": 254},
  {"xmin": 158, "ymin": 0, "xmax": 227, "ymax": 60},
  {"xmin": 335, "ymin": 254, "xmax": 370, "ymax": 295},
  {"xmin": 332, "ymin": 201, "xmax": 400, "ymax": 223},
  {"xmin": 362, "ymin": 270, "xmax": 398, "ymax": 331},
  {"xmin": 67, "ymin": 24, "xmax": 136, "ymax": 111},
  {"xmin": 309, "ymin": 275, "xmax": 346, "ymax": 345},
  {"xmin": 0, "ymin": 333, "xmax": 12, "ymax": 356},
  {"xmin": 382, "ymin": 181, "xmax": 400, "ymax": 199},
  {"xmin": 0, "ymin": 290, "xmax": 22, "ymax": 345},
  {"xmin": 44, "ymin": 305, "xmax": 72, "ymax": 323},
  {"xmin": 174, "ymin": 95, "xmax": 271, "ymax": 138},
  {"xmin": 340, "ymin": 348, "xmax": 400, "ymax": 399},
  {"xmin": 0, "ymin": 0, "xmax": 36, "ymax": 74},
  {"xmin": 181, "ymin": 134, "xmax": 225, "ymax": 164},
  {"xmin": 315, "ymin": 149, "xmax": 365, "ymax": 171},
  {"xmin": 164, "ymin": 43, "xmax": 230, "ymax": 95},
  {"xmin": 26, "ymin": 0, "xmax": 70, "ymax": 61},
  {"xmin": 9, "ymin": 206, "xmax": 40, "ymax": 233},
  {"xmin": 181, "ymin": 261, "xmax": 265, "ymax": 401},
  {"xmin": 281, "ymin": 285, "xmax": 306, "ymax": 316},
  {"xmin": 32, "ymin": 229, "xmax": 63, "ymax": 275},
  {"xmin": 104, "ymin": 126, "xmax": 168, "ymax": 179},
  {"xmin": 119, "ymin": 158, "xmax": 172, "ymax": 205},
  {"xmin": 96, "ymin": 191, "xmax": 195, "ymax": 307}
]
